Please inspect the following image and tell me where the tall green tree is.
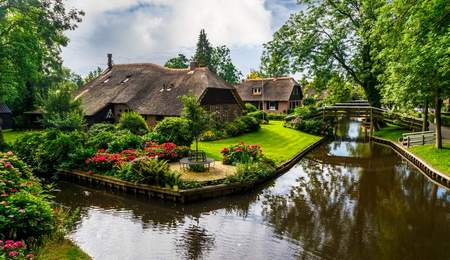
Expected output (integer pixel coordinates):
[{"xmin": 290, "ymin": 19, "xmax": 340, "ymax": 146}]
[
  {"xmin": 375, "ymin": 0, "xmax": 449, "ymax": 148},
  {"xmin": 84, "ymin": 67, "xmax": 103, "ymax": 84},
  {"xmin": 164, "ymin": 54, "xmax": 189, "ymax": 69},
  {"xmin": 194, "ymin": 29, "xmax": 213, "ymax": 69},
  {"xmin": 211, "ymin": 45, "xmax": 241, "ymax": 85},
  {"xmin": 261, "ymin": 0, "xmax": 384, "ymax": 107},
  {"xmin": 0, "ymin": 0, "xmax": 83, "ymax": 115},
  {"xmin": 179, "ymin": 94, "xmax": 209, "ymax": 155},
  {"xmin": 0, "ymin": 0, "xmax": 82, "ymax": 140}
]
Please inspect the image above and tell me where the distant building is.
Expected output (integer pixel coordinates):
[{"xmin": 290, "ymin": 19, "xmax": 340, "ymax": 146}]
[
  {"xmin": 75, "ymin": 56, "xmax": 243, "ymax": 126},
  {"xmin": 0, "ymin": 103, "xmax": 12, "ymax": 129},
  {"xmin": 236, "ymin": 77, "xmax": 303, "ymax": 114}
]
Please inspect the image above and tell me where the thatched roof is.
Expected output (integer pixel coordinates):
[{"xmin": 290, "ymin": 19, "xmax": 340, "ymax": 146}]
[
  {"xmin": 75, "ymin": 63, "xmax": 241, "ymax": 116},
  {"xmin": 235, "ymin": 77, "xmax": 300, "ymax": 101},
  {"xmin": 0, "ymin": 103, "xmax": 11, "ymax": 114}
]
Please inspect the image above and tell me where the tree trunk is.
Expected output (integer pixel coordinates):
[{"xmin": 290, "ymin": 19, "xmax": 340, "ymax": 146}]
[
  {"xmin": 434, "ymin": 92, "xmax": 442, "ymax": 149},
  {"xmin": 423, "ymin": 99, "xmax": 429, "ymax": 131}
]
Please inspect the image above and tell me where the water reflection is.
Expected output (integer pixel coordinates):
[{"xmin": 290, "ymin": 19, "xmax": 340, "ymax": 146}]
[{"xmin": 54, "ymin": 120, "xmax": 450, "ymax": 259}]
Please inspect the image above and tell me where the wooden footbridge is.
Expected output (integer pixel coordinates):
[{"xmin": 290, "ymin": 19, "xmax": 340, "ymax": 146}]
[{"xmin": 306, "ymin": 100, "xmax": 423, "ymax": 133}]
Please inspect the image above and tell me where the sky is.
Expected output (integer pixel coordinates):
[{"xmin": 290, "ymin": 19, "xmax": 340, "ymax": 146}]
[{"xmin": 62, "ymin": 0, "xmax": 302, "ymax": 77}]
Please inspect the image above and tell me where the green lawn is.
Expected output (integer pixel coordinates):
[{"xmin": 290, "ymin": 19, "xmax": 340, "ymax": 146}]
[
  {"xmin": 410, "ymin": 142, "xmax": 450, "ymax": 175},
  {"xmin": 3, "ymin": 129, "xmax": 35, "ymax": 144},
  {"xmin": 36, "ymin": 239, "xmax": 90, "ymax": 260},
  {"xmin": 374, "ymin": 124, "xmax": 409, "ymax": 141},
  {"xmin": 197, "ymin": 121, "xmax": 321, "ymax": 165}
]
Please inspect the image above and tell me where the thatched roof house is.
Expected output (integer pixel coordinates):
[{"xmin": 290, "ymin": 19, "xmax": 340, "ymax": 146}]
[
  {"xmin": 75, "ymin": 58, "xmax": 243, "ymax": 125},
  {"xmin": 236, "ymin": 77, "xmax": 303, "ymax": 114}
]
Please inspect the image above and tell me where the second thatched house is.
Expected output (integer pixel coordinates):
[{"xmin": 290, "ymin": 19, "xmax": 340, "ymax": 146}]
[
  {"xmin": 236, "ymin": 77, "xmax": 303, "ymax": 114},
  {"xmin": 75, "ymin": 56, "xmax": 243, "ymax": 126}
]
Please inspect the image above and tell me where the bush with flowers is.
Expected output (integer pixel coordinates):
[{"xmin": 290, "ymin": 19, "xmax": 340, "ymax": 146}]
[
  {"xmin": 221, "ymin": 142, "xmax": 263, "ymax": 165},
  {"xmin": 0, "ymin": 151, "xmax": 54, "ymax": 242},
  {"xmin": 0, "ymin": 240, "xmax": 34, "ymax": 259}
]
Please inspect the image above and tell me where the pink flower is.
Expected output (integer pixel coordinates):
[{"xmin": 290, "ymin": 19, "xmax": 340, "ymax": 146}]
[
  {"xmin": 1, "ymin": 193, "xmax": 8, "ymax": 197},
  {"xmin": 4, "ymin": 162, "xmax": 12, "ymax": 168},
  {"xmin": 9, "ymin": 251, "xmax": 19, "ymax": 257},
  {"xmin": 6, "ymin": 151, "xmax": 14, "ymax": 156},
  {"xmin": 10, "ymin": 188, "xmax": 17, "ymax": 193},
  {"xmin": 26, "ymin": 254, "xmax": 34, "ymax": 259},
  {"xmin": 87, "ymin": 170, "xmax": 93, "ymax": 176},
  {"xmin": 14, "ymin": 241, "xmax": 23, "ymax": 247},
  {"xmin": 18, "ymin": 209, "xmax": 25, "ymax": 214}
]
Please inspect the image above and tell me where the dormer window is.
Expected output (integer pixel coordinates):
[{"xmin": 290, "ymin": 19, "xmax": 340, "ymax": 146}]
[
  {"xmin": 121, "ymin": 76, "xmax": 131, "ymax": 84},
  {"xmin": 252, "ymin": 87, "xmax": 262, "ymax": 95},
  {"xmin": 103, "ymin": 77, "xmax": 111, "ymax": 84}
]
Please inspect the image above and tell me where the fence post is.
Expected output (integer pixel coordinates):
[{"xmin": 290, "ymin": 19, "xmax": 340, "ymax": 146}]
[
  {"xmin": 407, "ymin": 136, "xmax": 410, "ymax": 148},
  {"xmin": 422, "ymin": 134, "xmax": 425, "ymax": 145},
  {"xmin": 370, "ymin": 108, "xmax": 374, "ymax": 137}
]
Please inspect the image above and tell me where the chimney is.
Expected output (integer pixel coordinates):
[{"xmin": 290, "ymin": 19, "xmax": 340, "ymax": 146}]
[
  {"xmin": 189, "ymin": 61, "xmax": 198, "ymax": 71},
  {"xmin": 107, "ymin": 53, "xmax": 113, "ymax": 69}
]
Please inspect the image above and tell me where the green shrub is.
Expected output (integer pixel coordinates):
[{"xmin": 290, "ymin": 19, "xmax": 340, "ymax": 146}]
[
  {"xmin": 88, "ymin": 123, "xmax": 117, "ymax": 136},
  {"xmin": 221, "ymin": 142, "xmax": 263, "ymax": 165},
  {"xmin": 119, "ymin": 111, "xmax": 149, "ymax": 135},
  {"xmin": 0, "ymin": 152, "xmax": 54, "ymax": 240},
  {"xmin": 107, "ymin": 132, "xmax": 143, "ymax": 153},
  {"xmin": 290, "ymin": 119, "xmax": 326, "ymax": 135},
  {"xmin": 116, "ymin": 157, "xmax": 180, "ymax": 187},
  {"xmin": 267, "ymin": 112, "xmax": 286, "ymax": 120},
  {"xmin": 236, "ymin": 116, "xmax": 260, "ymax": 133},
  {"xmin": 429, "ymin": 113, "xmax": 450, "ymax": 127},
  {"xmin": 244, "ymin": 103, "xmax": 258, "ymax": 113},
  {"xmin": 153, "ymin": 117, "xmax": 193, "ymax": 146},
  {"xmin": 302, "ymin": 97, "xmax": 316, "ymax": 106},
  {"xmin": 200, "ymin": 130, "xmax": 225, "ymax": 141},
  {"xmin": 293, "ymin": 106, "xmax": 318, "ymax": 119},
  {"xmin": 225, "ymin": 161, "xmax": 276, "ymax": 184},
  {"xmin": 86, "ymin": 130, "xmax": 116, "ymax": 150},
  {"xmin": 174, "ymin": 146, "xmax": 191, "ymax": 158},
  {"xmin": 247, "ymin": 110, "xmax": 269, "ymax": 123},
  {"xmin": 225, "ymin": 123, "xmax": 240, "ymax": 137},
  {"xmin": 14, "ymin": 130, "xmax": 87, "ymax": 173}
]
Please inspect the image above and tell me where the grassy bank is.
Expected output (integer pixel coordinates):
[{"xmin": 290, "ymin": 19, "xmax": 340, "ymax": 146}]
[
  {"xmin": 197, "ymin": 121, "xmax": 321, "ymax": 164},
  {"xmin": 410, "ymin": 143, "xmax": 450, "ymax": 175},
  {"xmin": 374, "ymin": 124, "xmax": 409, "ymax": 141},
  {"xmin": 36, "ymin": 239, "xmax": 90, "ymax": 260},
  {"xmin": 375, "ymin": 124, "xmax": 450, "ymax": 175}
]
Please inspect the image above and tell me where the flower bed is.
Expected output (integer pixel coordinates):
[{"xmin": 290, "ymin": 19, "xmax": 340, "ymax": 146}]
[{"xmin": 221, "ymin": 142, "xmax": 263, "ymax": 165}]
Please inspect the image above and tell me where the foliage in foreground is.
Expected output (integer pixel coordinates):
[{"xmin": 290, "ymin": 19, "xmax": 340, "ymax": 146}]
[{"xmin": 119, "ymin": 111, "xmax": 149, "ymax": 135}]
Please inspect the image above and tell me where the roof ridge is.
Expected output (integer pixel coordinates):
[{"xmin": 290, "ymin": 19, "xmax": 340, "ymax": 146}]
[
  {"xmin": 244, "ymin": 77, "xmax": 294, "ymax": 81},
  {"xmin": 112, "ymin": 63, "xmax": 210, "ymax": 72}
]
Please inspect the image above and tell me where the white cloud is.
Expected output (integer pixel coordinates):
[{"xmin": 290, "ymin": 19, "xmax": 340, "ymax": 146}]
[{"xmin": 62, "ymin": 0, "xmax": 274, "ymax": 76}]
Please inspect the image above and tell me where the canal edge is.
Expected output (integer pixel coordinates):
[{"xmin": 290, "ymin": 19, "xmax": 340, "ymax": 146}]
[
  {"xmin": 371, "ymin": 136, "xmax": 450, "ymax": 189},
  {"xmin": 57, "ymin": 137, "xmax": 327, "ymax": 203}
]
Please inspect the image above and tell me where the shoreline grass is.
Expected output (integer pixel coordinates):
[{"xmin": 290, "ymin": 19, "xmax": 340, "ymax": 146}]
[
  {"xmin": 375, "ymin": 124, "xmax": 450, "ymax": 175},
  {"xmin": 197, "ymin": 121, "xmax": 321, "ymax": 165},
  {"xmin": 36, "ymin": 238, "xmax": 90, "ymax": 260},
  {"xmin": 3, "ymin": 129, "xmax": 36, "ymax": 144}
]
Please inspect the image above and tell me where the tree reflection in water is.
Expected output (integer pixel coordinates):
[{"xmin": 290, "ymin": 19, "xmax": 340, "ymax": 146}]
[
  {"xmin": 261, "ymin": 146, "xmax": 450, "ymax": 259},
  {"xmin": 176, "ymin": 221, "xmax": 215, "ymax": 260}
]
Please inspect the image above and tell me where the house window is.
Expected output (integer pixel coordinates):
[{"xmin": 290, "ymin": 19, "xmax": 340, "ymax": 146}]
[
  {"xmin": 252, "ymin": 87, "xmax": 261, "ymax": 95},
  {"xmin": 121, "ymin": 76, "xmax": 131, "ymax": 84},
  {"xmin": 103, "ymin": 77, "xmax": 111, "ymax": 84},
  {"xmin": 267, "ymin": 101, "xmax": 278, "ymax": 111}
]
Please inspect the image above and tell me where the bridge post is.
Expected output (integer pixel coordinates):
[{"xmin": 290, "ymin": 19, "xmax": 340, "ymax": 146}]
[{"xmin": 370, "ymin": 107, "xmax": 374, "ymax": 137}]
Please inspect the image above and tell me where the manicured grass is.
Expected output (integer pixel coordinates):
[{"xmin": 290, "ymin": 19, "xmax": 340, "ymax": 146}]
[
  {"xmin": 3, "ymin": 130, "xmax": 36, "ymax": 144},
  {"xmin": 197, "ymin": 121, "xmax": 321, "ymax": 164},
  {"xmin": 410, "ymin": 142, "xmax": 450, "ymax": 175},
  {"xmin": 36, "ymin": 239, "xmax": 90, "ymax": 260},
  {"xmin": 374, "ymin": 124, "xmax": 410, "ymax": 141}
]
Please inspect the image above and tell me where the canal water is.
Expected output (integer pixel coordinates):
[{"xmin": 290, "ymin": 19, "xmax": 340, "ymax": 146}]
[{"xmin": 54, "ymin": 121, "xmax": 450, "ymax": 259}]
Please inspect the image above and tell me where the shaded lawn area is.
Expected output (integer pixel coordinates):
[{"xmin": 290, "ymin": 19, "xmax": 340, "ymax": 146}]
[
  {"xmin": 3, "ymin": 129, "xmax": 36, "ymax": 144},
  {"xmin": 374, "ymin": 124, "xmax": 409, "ymax": 141},
  {"xmin": 197, "ymin": 121, "xmax": 321, "ymax": 165},
  {"xmin": 410, "ymin": 142, "xmax": 450, "ymax": 175}
]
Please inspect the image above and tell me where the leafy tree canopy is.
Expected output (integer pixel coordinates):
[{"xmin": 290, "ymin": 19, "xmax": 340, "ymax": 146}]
[
  {"xmin": 164, "ymin": 54, "xmax": 189, "ymax": 69},
  {"xmin": 261, "ymin": 0, "xmax": 384, "ymax": 107}
]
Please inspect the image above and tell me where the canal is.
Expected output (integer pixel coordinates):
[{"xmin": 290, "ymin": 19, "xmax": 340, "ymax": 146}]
[{"xmin": 54, "ymin": 120, "xmax": 450, "ymax": 259}]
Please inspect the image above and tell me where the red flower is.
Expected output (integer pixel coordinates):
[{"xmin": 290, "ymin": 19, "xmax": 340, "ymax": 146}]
[
  {"xmin": 9, "ymin": 251, "xmax": 19, "ymax": 257},
  {"xmin": 10, "ymin": 188, "xmax": 17, "ymax": 193},
  {"xmin": 87, "ymin": 170, "xmax": 93, "ymax": 176},
  {"xmin": 26, "ymin": 254, "xmax": 34, "ymax": 259}
]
